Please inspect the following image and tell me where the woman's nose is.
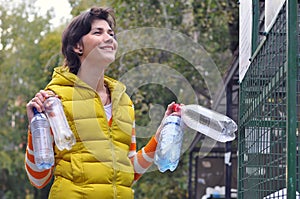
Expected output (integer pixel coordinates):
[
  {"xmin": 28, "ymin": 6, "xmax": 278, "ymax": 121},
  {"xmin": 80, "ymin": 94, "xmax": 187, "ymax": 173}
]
[{"xmin": 103, "ymin": 33, "xmax": 113, "ymax": 43}]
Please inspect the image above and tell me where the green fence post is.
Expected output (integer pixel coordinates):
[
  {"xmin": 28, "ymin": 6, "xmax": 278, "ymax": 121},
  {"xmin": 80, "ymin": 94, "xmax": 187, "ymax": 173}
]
[
  {"xmin": 286, "ymin": 0, "xmax": 298, "ymax": 198},
  {"xmin": 251, "ymin": 0, "xmax": 260, "ymax": 54}
]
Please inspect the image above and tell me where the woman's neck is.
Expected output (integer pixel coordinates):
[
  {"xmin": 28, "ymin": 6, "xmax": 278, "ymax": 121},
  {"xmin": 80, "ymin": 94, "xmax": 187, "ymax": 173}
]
[
  {"xmin": 77, "ymin": 63, "xmax": 106, "ymax": 92},
  {"xmin": 77, "ymin": 63, "xmax": 111, "ymax": 105},
  {"xmin": 76, "ymin": 56, "xmax": 113, "ymax": 105}
]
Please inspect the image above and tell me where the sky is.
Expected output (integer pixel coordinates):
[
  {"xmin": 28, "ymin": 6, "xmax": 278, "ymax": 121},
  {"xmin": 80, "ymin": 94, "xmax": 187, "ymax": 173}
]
[{"xmin": 34, "ymin": 0, "xmax": 72, "ymax": 28}]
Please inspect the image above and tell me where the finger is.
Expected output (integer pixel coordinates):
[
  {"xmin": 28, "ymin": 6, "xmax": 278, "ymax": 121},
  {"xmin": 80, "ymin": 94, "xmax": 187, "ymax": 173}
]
[
  {"xmin": 26, "ymin": 100, "xmax": 37, "ymax": 119},
  {"xmin": 35, "ymin": 91, "xmax": 46, "ymax": 102},
  {"xmin": 26, "ymin": 101, "xmax": 34, "ymax": 113},
  {"xmin": 45, "ymin": 90, "xmax": 55, "ymax": 97},
  {"xmin": 164, "ymin": 102, "xmax": 175, "ymax": 116},
  {"xmin": 169, "ymin": 102, "xmax": 177, "ymax": 111},
  {"xmin": 32, "ymin": 94, "xmax": 46, "ymax": 111},
  {"xmin": 29, "ymin": 98, "xmax": 41, "ymax": 112},
  {"xmin": 32, "ymin": 96, "xmax": 44, "ymax": 106},
  {"xmin": 167, "ymin": 102, "xmax": 175, "ymax": 109}
]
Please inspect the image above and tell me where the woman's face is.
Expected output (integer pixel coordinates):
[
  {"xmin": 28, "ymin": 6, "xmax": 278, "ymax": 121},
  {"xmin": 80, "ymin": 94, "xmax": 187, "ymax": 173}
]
[{"xmin": 79, "ymin": 19, "xmax": 118, "ymax": 66}]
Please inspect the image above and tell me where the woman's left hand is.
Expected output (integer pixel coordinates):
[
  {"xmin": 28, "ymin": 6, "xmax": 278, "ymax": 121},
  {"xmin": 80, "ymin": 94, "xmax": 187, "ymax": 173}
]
[{"xmin": 154, "ymin": 102, "xmax": 182, "ymax": 140}]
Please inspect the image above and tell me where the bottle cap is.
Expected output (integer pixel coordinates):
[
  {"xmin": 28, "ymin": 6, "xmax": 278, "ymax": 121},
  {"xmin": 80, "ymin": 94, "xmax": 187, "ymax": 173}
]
[
  {"xmin": 33, "ymin": 107, "xmax": 39, "ymax": 115},
  {"xmin": 173, "ymin": 104, "xmax": 181, "ymax": 112}
]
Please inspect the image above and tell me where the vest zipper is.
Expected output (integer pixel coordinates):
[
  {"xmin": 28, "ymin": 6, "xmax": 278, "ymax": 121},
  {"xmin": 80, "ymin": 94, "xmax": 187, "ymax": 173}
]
[
  {"xmin": 109, "ymin": 126, "xmax": 117, "ymax": 198},
  {"xmin": 94, "ymin": 81, "xmax": 121, "ymax": 198}
]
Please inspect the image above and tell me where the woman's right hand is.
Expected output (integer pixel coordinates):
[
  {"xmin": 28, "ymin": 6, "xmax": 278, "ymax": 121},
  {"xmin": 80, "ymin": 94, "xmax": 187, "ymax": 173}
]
[{"xmin": 26, "ymin": 90, "xmax": 55, "ymax": 123}]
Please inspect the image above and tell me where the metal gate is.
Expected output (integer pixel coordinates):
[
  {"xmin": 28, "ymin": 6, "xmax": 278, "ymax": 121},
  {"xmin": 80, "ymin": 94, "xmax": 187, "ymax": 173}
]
[{"xmin": 238, "ymin": 1, "xmax": 300, "ymax": 198}]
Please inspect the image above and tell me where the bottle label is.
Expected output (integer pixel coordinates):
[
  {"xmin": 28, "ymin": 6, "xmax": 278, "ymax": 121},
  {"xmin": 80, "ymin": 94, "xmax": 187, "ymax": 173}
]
[{"xmin": 163, "ymin": 121, "xmax": 180, "ymax": 126}]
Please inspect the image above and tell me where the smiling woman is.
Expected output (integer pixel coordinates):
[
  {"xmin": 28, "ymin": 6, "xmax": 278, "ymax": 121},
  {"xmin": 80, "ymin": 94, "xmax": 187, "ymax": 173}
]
[
  {"xmin": 34, "ymin": 0, "xmax": 71, "ymax": 28},
  {"xmin": 24, "ymin": 6, "xmax": 178, "ymax": 199}
]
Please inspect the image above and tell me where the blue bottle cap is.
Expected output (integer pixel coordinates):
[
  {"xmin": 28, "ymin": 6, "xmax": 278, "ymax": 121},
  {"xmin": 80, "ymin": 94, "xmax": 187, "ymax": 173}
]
[{"xmin": 33, "ymin": 107, "xmax": 39, "ymax": 115}]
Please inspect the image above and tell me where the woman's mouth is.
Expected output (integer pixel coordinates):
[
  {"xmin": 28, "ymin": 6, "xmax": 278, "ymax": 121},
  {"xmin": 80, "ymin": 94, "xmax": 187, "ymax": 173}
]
[{"xmin": 99, "ymin": 46, "xmax": 114, "ymax": 50}]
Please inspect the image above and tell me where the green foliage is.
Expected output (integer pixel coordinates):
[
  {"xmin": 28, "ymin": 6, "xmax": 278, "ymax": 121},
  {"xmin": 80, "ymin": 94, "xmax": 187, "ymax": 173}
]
[
  {"xmin": 0, "ymin": 0, "xmax": 55, "ymax": 197},
  {"xmin": 193, "ymin": 0, "xmax": 239, "ymax": 57},
  {"xmin": 38, "ymin": 28, "xmax": 65, "ymax": 82},
  {"xmin": 69, "ymin": 0, "xmax": 112, "ymax": 16}
]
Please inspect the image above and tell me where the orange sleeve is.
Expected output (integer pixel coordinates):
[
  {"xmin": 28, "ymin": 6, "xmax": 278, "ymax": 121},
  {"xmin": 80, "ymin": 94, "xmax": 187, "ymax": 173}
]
[
  {"xmin": 24, "ymin": 129, "xmax": 54, "ymax": 189},
  {"xmin": 129, "ymin": 126, "xmax": 158, "ymax": 183}
]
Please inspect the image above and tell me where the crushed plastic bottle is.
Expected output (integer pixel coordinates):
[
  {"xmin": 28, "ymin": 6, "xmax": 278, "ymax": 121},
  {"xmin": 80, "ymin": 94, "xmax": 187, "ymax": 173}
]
[
  {"xmin": 179, "ymin": 104, "xmax": 237, "ymax": 142},
  {"xmin": 44, "ymin": 97, "xmax": 76, "ymax": 151},
  {"xmin": 30, "ymin": 107, "xmax": 54, "ymax": 170}
]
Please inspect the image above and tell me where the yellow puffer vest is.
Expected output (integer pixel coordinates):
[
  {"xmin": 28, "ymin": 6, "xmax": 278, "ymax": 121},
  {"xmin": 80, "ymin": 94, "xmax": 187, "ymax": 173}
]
[{"xmin": 45, "ymin": 66, "xmax": 135, "ymax": 199}]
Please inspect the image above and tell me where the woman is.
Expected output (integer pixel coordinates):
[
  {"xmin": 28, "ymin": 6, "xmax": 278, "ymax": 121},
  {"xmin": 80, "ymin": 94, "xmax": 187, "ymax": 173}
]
[{"xmin": 25, "ymin": 7, "xmax": 177, "ymax": 199}]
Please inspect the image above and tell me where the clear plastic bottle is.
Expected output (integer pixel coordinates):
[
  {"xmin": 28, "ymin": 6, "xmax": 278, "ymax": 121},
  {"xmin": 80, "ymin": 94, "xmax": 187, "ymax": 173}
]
[
  {"xmin": 154, "ymin": 115, "xmax": 183, "ymax": 172},
  {"xmin": 179, "ymin": 104, "xmax": 237, "ymax": 142},
  {"xmin": 30, "ymin": 108, "xmax": 54, "ymax": 170},
  {"xmin": 44, "ymin": 97, "xmax": 76, "ymax": 151}
]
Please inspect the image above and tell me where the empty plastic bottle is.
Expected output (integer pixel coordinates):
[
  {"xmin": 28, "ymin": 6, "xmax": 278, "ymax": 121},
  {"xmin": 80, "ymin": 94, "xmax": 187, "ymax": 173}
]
[
  {"xmin": 154, "ymin": 112, "xmax": 183, "ymax": 172},
  {"xmin": 30, "ymin": 107, "xmax": 54, "ymax": 170},
  {"xmin": 44, "ymin": 97, "xmax": 76, "ymax": 151},
  {"xmin": 179, "ymin": 104, "xmax": 237, "ymax": 142}
]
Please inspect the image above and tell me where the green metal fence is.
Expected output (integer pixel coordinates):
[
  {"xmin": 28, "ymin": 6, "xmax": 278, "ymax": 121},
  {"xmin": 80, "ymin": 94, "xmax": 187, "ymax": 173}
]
[{"xmin": 238, "ymin": 1, "xmax": 299, "ymax": 198}]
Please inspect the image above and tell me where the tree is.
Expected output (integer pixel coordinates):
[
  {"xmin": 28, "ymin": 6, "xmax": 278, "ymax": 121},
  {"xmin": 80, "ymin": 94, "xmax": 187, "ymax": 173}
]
[{"xmin": 0, "ymin": 0, "xmax": 55, "ymax": 197}]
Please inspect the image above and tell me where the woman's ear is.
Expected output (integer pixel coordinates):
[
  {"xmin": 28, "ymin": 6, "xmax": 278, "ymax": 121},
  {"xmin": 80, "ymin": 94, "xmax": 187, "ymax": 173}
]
[{"xmin": 74, "ymin": 43, "xmax": 83, "ymax": 56}]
